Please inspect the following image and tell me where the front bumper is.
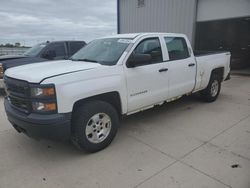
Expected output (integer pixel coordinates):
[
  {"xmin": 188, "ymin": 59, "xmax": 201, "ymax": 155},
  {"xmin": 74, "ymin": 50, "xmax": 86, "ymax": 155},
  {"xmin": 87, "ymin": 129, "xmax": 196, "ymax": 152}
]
[
  {"xmin": 0, "ymin": 78, "xmax": 4, "ymax": 89},
  {"xmin": 4, "ymin": 98, "xmax": 71, "ymax": 141}
]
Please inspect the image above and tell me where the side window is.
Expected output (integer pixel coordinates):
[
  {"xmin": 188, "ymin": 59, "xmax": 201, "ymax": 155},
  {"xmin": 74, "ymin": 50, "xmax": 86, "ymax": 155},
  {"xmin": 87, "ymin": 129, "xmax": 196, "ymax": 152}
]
[
  {"xmin": 165, "ymin": 37, "xmax": 190, "ymax": 60},
  {"xmin": 69, "ymin": 42, "xmax": 85, "ymax": 56},
  {"xmin": 44, "ymin": 43, "xmax": 66, "ymax": 59},
  {"xmin": 133, "ymin": 38, "xmax": 163, "ymax": 65}
]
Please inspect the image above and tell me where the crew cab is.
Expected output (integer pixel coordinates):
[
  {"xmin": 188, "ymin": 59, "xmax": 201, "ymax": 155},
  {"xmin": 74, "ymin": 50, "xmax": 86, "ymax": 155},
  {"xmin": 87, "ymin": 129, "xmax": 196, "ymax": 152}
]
[
  {"xmin": 3, "ymin": 33, "xmax": 231, "ymax": 152},
  {"xmin": 0, "ymin": 41, "xmax": 86, "ymax": 89}
]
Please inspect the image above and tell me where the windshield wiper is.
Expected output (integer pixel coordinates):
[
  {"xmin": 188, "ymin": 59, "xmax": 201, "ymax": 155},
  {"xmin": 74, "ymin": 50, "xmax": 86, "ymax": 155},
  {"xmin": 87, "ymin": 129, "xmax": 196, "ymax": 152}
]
[{"xmin": 71, "ymin": 58, "xmax": 98, "ymax": 63}]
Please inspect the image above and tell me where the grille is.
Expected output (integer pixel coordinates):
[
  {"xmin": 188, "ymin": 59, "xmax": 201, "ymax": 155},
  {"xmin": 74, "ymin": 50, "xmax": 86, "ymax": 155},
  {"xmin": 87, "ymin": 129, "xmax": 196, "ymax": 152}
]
[
  {"xmin": 4, "ymin": 77, "xmax": 30, "ymax": 113},
  {"xmin": 6, "ymin": 82, "xmax": 26, "ymax": 95},
  {"xmin": 8, "ymin": 96, "xmax": 30, "ymax": 112}
]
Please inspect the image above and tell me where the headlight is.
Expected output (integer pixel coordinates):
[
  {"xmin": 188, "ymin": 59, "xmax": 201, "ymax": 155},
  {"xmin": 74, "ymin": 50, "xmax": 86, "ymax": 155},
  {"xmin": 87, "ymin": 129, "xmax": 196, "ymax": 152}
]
[
  {"xmin": 30, "ymin": 84, "xmax": 57, "ymax": 113},
  {"xmin": 32, "ymin": 102, "xmax": 57, "ymax": 113},
  {"xmin": 30, "ymin": 85, "xmax": 55, "ymax": 98},
  {"xmin": 0, "ymin": 63, "xmax": 3, "ymax": 78}
]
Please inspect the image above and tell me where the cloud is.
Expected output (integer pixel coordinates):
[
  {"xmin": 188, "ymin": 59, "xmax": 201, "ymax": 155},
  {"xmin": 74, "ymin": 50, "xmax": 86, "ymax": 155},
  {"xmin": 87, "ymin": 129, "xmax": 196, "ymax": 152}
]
[{"xmin": 0, "ymin": 0, "xmax": 117, "ymax": 46}]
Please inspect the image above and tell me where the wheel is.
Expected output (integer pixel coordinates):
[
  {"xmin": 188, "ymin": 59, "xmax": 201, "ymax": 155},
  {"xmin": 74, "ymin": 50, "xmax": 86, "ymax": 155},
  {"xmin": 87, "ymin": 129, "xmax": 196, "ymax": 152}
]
[
  {"xmin": 200, "ymin": 74, "xmax": 221, "ymax": 102},
  {"xmin": 71, "ymin": 100, "xmax": 119, "ymax": 152}
]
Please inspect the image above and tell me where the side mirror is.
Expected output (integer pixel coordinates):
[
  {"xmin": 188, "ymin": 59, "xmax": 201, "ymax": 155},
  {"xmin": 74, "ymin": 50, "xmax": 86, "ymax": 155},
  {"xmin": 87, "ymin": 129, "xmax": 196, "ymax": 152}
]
[
  {"xmin": 127, "ymin": 53, "xmax": 152, "ymax": 68},
  {"xmin": 42, "ymin": 50, "xmax": 56, "ymax": 60}
]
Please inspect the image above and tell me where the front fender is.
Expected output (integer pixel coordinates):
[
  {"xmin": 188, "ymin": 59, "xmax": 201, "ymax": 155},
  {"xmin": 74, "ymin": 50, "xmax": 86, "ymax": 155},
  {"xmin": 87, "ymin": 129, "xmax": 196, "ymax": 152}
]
[{"xmin": 42, "ymin": 69, "xmax": 127, "ymax": 114}]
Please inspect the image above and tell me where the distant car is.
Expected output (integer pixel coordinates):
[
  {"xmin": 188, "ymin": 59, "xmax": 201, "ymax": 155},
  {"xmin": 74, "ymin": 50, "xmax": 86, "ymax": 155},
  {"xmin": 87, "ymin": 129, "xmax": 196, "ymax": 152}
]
[{"xmin": 0, "ymin": 41, "xmax": 86, "ymax": 88}]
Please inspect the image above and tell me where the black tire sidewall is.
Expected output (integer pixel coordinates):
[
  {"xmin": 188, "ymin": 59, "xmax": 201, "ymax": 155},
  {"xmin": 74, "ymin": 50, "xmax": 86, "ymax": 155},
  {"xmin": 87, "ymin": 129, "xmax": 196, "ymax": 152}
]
[
  {"xmin": 201, "ymin": 75, "xmax": 221, "ymax": 102},
  {"xmin": 72, "ymin": 101, "xmax": 119, "ymax": 152}
]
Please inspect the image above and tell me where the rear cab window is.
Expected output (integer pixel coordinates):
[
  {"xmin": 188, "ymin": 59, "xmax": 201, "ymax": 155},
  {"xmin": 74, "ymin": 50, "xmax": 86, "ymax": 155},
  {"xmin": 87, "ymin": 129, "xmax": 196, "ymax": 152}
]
[
  {"xmin": 69, "ymin": 42, "xmax": 86, "ymax": 56},
  {"xmin": 164, "ymin": 37, "xmax": 190, "ymax": 60},
  {"xmin": 43, "ymin": 42, "xmax": 67, "ymax": 59}
]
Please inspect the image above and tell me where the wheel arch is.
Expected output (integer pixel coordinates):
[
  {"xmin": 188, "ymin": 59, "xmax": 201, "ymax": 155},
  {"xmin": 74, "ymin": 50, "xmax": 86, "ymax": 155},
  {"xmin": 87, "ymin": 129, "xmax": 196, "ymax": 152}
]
[
  {"xmin": 210, "ymin": 67, "xmax": 224, "ymax": 82},
  {"xmin": 72, "ymin": 91, "xmax": 123, "ymax": 117}
]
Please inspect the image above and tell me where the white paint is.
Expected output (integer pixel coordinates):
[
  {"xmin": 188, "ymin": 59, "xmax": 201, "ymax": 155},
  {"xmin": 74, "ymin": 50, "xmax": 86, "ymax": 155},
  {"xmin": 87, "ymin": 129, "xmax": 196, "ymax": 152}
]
[
  {"xmin": 5, "ymin": 60, "xmax": 101, "ymax": 83},
  {"xmin": 5, "ymin": 33, "xmax": 231, "ymax": 115}
]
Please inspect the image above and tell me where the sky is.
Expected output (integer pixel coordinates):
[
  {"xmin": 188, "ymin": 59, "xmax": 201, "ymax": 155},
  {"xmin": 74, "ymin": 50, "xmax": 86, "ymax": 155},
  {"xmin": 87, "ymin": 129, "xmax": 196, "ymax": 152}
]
[{"xmin": 0, "ymin": 0, "xmax": 117, "ymax": 46}]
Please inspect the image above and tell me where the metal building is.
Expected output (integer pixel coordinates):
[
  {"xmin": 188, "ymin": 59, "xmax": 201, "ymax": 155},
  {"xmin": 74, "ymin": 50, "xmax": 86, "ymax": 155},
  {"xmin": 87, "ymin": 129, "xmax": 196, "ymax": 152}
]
[
  {"xmin": 118, "ymin": 0, "xmax": 197, "ymax": 44},
  {"xmin": 117, "ymin": 0, "xmax": 250, "ymax": 69}
]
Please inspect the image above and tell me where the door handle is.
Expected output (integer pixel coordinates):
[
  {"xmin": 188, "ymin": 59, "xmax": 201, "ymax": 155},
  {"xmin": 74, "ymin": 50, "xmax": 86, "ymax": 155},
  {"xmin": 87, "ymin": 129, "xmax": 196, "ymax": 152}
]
[
  {"xmin": 188, "ymin": 63, "xmax": 195, "ymax": 67},
  {"xmin": 159, "ymin": 68, "xmax": 168, "ymax": 72}
]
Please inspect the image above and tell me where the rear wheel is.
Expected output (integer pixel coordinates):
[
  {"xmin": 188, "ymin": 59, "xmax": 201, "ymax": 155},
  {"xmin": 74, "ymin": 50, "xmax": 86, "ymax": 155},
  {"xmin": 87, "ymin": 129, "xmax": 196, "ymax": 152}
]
[
  {"xmin": 71, "ymin": 100, "xmax": 119, "ymax": 152},
  {"xmin": 200, "ymin": 74, "xmax": 221, "ymax": 102}
]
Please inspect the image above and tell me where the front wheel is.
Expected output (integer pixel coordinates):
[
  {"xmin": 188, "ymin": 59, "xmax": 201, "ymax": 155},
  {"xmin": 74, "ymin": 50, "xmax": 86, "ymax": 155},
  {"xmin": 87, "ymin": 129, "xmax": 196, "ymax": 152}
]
[
  {"xmin": 200, "ymin": 75, "xmax": 221, "ymax": 102},
  {"xmin": 71, "ymin": 101, "xmax": 119, "ymax": 152}
]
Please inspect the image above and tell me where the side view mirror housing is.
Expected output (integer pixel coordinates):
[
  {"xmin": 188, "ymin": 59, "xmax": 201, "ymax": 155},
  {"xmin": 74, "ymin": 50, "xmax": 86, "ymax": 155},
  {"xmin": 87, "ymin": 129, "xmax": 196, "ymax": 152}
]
[
  {"xmin": 127, "ymin": 53, "xmax": 152, "ymax": 68},
  {"xmin": 42, "ymin": 50, "xmax": 56, "ymax": 60}
]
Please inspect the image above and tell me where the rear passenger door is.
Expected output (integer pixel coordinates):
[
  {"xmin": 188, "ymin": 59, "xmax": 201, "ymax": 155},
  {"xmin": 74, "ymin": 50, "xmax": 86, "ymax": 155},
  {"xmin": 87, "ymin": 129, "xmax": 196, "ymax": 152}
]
[{"xmin": 165, "ymin": 37, "xmax": 196, "ymax": 98}]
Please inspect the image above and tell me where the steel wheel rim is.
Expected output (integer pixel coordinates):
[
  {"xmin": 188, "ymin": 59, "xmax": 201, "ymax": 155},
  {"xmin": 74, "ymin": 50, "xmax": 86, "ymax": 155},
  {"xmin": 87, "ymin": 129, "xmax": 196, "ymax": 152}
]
[
  {"xmin": 211, "ymin": 80, "xmax": 219, "ymax": 97},
  {"xmin": 85, "ymin": 113, "xmax": 112, "ymax": 144}
]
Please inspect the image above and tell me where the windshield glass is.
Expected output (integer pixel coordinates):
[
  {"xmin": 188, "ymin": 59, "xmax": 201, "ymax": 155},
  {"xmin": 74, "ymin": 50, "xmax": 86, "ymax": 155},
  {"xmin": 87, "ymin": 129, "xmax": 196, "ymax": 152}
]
[
  {"xmin": 71, "ymin": 38, "xmax": 132, "ymax": 65},
  {"xmin": 23, "ymin": 43, "xmax": 46, "ymax": 57}
]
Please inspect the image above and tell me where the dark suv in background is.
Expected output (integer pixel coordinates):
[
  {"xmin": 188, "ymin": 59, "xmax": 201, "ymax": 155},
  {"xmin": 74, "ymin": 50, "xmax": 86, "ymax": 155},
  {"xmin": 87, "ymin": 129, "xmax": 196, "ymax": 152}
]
[{"xmin": 0, "ymin": 41, "xmax": 86, "ymax": 88}]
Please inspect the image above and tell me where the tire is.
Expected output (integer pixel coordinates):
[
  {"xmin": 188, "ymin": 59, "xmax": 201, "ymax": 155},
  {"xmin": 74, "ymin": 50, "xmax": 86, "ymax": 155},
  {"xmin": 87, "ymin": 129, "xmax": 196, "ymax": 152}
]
[
  {"xmin": 0, "ymin": 88, "xmax": 6, "ymax": 96},
  {"xmin": 71, "ymin": 100, "xmax": 119, "ymax": 152},
  {"xmin": 200, "ymin": 74, "xmax": 221, "ymax": 102}
]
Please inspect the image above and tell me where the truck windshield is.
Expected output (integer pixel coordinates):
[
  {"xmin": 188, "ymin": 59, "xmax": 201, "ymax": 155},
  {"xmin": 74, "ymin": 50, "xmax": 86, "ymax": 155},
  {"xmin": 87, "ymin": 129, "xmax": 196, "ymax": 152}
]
[
  {"xmin": 23, "ymin": 43, "xmax": 46, "ymax": 57},
  {"xmin": 71, "ymin": 38, "xmax": 131, "ymax": 65}
]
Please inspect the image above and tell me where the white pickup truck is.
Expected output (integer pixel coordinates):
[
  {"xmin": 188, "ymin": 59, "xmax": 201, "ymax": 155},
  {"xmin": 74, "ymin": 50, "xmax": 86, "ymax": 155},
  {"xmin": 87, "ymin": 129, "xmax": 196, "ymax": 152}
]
[{"xmin": 4, "ymin": 33, "xmax": 231, "ymax": 152}]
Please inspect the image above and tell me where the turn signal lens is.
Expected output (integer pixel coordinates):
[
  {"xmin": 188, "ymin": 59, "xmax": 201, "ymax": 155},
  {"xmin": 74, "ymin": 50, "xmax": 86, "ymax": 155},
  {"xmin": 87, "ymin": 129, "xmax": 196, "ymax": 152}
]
[
  {"xmin": 32, "ymin": 102, "xmax": 57, "ymax": 112},
  {"xmin": 42, "ymin": 87, "xmax": 55, "ymax": 96},
  {"xmin": 44, "ymin": 103, "xmax": 57, "ymax": 111}
]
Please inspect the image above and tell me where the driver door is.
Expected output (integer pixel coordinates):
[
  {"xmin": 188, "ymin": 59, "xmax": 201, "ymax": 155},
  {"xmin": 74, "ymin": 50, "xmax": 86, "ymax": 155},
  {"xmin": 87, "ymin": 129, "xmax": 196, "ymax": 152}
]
[{"xmin": 125, "ymin": 37, "xmax": 169, "ymax": 113}]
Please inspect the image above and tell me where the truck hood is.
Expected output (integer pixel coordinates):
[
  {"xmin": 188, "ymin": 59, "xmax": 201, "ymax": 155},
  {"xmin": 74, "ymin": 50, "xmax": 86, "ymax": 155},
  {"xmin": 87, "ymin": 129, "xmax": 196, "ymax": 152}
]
[
  {"xmin": 5, "ymin": 60, "xmax": 101, "ymax": 83},
  {"xmin": 0, "ymin": 56, "xmax": 47, "ymax": 70},
  {"xmin": 0, "ymin": 55, "xmax": 27, "ymax": 61}
]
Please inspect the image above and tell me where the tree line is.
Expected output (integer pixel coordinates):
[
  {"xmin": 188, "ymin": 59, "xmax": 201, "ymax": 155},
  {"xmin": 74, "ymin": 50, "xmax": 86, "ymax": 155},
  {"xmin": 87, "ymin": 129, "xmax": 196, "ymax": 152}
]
[{"xmin": 0, "ymin": 43, "xmax": 29, "ymax": 48}]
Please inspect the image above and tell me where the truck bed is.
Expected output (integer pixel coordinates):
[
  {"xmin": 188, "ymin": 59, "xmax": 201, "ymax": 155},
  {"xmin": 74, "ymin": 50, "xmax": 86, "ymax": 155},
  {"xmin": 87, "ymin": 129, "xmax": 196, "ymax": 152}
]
[
  {"xmin": 194, "ymin": 50, "xmax": 229, "ymax": 57},
  {"xmin": 194, "ymin": 51, "xmax": 231, "ymax": 92}
]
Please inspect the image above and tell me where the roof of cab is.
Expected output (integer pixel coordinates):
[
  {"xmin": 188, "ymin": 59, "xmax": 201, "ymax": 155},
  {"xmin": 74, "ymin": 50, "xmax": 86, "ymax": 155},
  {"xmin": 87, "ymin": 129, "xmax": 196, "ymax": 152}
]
[
  {"xmin": 100, "ymin": 32, "xmax": 187, "ymax": 40},
  {"xmin": 100, "ymin": 33, "xmax": 141, "ymax": 39},
  {"xmin": 47, "ymin": 40, "xmax": 86, "ymax": 43}
]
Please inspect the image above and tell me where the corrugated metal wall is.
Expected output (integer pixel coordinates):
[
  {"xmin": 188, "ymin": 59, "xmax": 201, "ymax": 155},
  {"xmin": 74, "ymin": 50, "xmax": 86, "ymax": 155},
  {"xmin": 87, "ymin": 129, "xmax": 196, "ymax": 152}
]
[{"xmin": 118, "ymin": 0, "xmax": 197, "ymax": 44}]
